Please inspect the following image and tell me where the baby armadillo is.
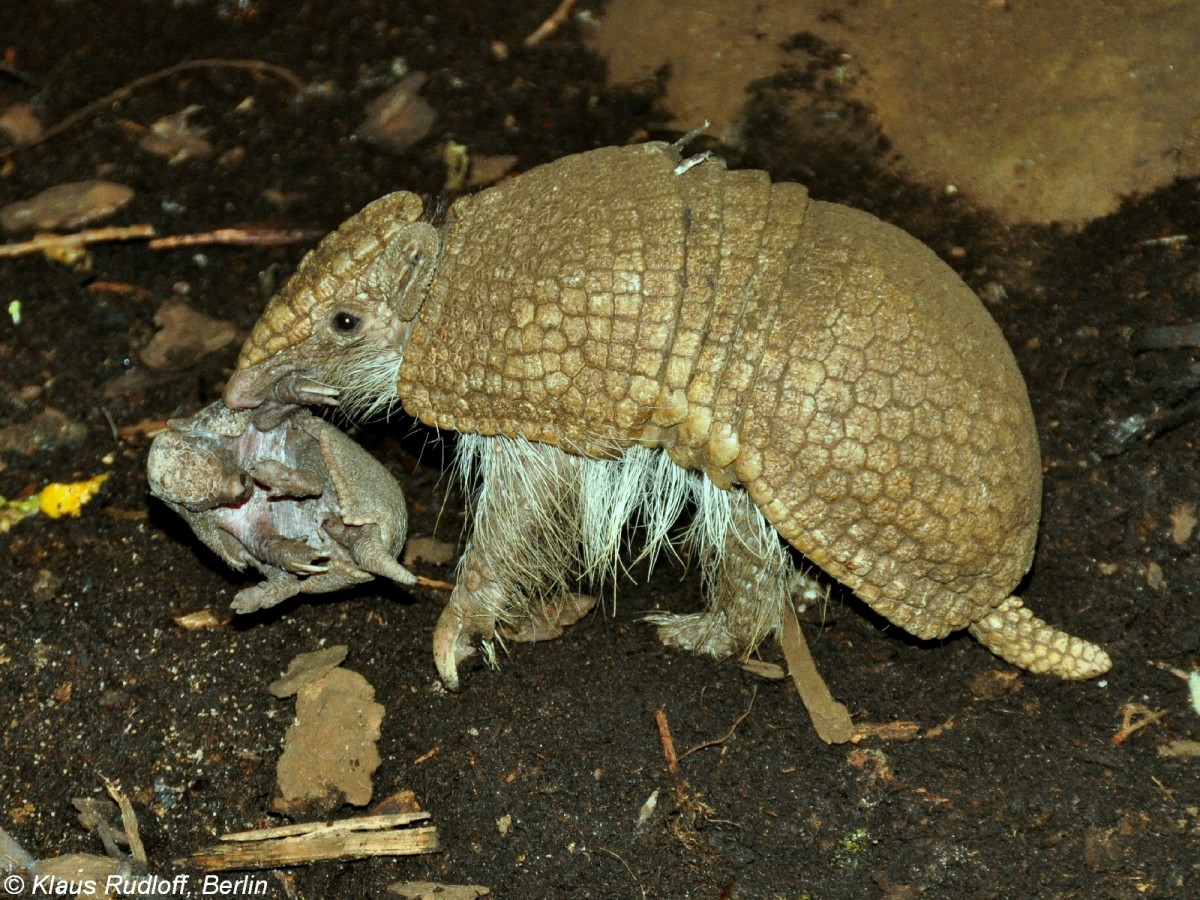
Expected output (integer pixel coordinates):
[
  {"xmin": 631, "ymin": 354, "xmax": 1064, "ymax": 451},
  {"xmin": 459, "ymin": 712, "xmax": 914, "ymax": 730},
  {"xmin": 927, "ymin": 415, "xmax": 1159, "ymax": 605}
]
[
  {"xmin": 147, "ymin": 401, "xmax": 416, "ymax": 612},
  {"xmin": 223, "ymin": 141, "xmax": 1111, "ymax": 687}
]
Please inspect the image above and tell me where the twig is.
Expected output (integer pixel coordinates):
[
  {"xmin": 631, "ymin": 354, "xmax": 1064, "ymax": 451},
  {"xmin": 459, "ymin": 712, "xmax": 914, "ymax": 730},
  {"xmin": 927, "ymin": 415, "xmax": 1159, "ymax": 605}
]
[
  {"xmin": 1112, "ymin": 702, "xmax": 1166, "ymax": 746},
  {"xmin": 677, "ymin": 688, "xmax": 757, "ymax": 765},
  {"xmin": 654, "ymin": 708, "xmax": 679, "ymax": 774},
  {"xmin": 0, "ymin": 225, "xmax": 156, "ymax": 257},
  {"xmin": 414, "ymin": 574, "xmax": 455, "ymax": 591},
  {"xmin": 594, "ymin": 848, "xmax": 646, "ymax": 900},
  {"xmin": 148, "ymin": 227, "xmax": 323, "ymax": 250},
  {"xmin": 25, "ymin": 58, "xmax": 305, "ymax": 150},
  {"xmin": 1139, "ymin": 234, "xmax": 1189, "ymax": 247},
  {"xmin": 1, "ymin": 225, "xmax": 322, "ymax": 259},
  {"xmin": 1148, "ymin": 659, "xmax": 1193, "ymax": 681},
  {"xmin": 103, "ymin": 778, "xmax": 147, "ymax": 866},
  {"xmin": 524, "ymin": 0, "xmax": 578, "ymax": 47}
]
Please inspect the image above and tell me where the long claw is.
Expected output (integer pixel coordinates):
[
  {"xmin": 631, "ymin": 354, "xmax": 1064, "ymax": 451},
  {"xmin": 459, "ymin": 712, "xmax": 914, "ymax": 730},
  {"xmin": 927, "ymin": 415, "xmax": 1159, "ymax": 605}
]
[
  {"xmin": 433, "ymin": 603, "xmax": 469, "ymax": 690},
  {"xmin": 225, "ymin": 365, "xmax": 339, "ymax": 410},
  {"xmin": 292, "ymin": 562, "xmax": 330, "ymax": 575},
  {"xmin": 273, "ymin": 373, "xmax": 339, "ymax": 407}
]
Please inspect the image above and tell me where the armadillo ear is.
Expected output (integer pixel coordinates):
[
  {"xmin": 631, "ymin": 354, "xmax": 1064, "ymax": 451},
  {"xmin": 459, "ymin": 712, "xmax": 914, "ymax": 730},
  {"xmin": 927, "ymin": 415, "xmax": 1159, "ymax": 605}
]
[
  {"xmin": 362, "ymin": 222, "xmax": 442, "ymax": 321},
  {"xmin": 359, "ymin": 190, "xmax": 425, "ymax": 226}
]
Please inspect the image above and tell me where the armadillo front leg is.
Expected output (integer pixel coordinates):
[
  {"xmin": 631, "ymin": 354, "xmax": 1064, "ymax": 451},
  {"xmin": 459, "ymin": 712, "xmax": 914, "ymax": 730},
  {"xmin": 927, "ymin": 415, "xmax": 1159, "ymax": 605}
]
[{"xmin": 435, "ymin": 434, "xmax": 586, "ymax": 689}]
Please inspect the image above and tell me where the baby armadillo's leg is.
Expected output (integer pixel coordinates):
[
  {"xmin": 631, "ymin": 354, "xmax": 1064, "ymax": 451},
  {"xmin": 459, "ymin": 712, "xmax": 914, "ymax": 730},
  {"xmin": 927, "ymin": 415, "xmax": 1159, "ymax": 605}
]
[
  {"xmin": 653, "ymin": 483, "xmax": 819, "ymax": 659},
  {"xmin": 323, "ymin": 519, "xmax": 417, "ymax": 587},
  {"xmin": 436, "ymin": 434, "xmax": 584, "ymax": 690},
  {"xmin": 968, "ymin": 596, "xmax": 1112, "ymax": 679},
  {"xmin": 231, "ymin": 570, "xmax": 305, "ymax": 614}
]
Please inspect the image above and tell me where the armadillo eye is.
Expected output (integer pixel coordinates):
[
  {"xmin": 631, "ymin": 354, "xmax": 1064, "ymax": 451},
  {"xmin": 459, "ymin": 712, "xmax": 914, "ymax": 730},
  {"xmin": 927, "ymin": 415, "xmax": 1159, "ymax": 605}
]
[{"xmin": 331, "ymin": 311, "xmax": 360, "ymax": 333}]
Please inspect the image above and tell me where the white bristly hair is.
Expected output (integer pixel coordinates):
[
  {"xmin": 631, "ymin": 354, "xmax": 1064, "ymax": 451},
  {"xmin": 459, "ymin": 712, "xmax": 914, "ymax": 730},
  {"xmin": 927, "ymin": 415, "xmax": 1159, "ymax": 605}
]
[
  {"xmin": 327, "ymin": 345, "xmax": 405, "ymax": 422},
  {"xmin": 455, "ymin": 432, "xmax": 827, "ymax": 659}
]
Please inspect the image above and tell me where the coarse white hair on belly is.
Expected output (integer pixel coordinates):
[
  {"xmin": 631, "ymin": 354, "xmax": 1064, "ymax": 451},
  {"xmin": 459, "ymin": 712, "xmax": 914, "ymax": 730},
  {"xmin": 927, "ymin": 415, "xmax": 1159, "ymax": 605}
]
[{"xmin": 454, "ymin": 432, "xmax": 826, "ymax": 660}]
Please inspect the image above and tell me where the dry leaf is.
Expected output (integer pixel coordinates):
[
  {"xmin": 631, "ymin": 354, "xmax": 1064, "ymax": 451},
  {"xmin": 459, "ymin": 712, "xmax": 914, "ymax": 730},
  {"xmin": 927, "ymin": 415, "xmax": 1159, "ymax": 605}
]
[
  {"xmin": 269, "ymin": 646, "xmax": 350, "ymax": 698},
  {"xmin": 0, "ymin": 180, "xmax": 134, "ymax": 232},
  {"xmin": 499, "ymin": 593, "xmax": 597, "ymax": 643},
  {"xmin": 274, "ymin": 667, "xmax": 384, "ymax": 814},
  {"xmin": 140, "ymin": 105, "xmax": 213, "ymax": 163},
  {"xmin": 357, "ymin": 73, "xmax": 436, "ymax": 153},
  {"xmin": 141, "ymin": 299, "xmax": 237, "ymax": 370},
  {"xmin": 403, "ymin": 536, "xmax": 458, "ymax": 567}
]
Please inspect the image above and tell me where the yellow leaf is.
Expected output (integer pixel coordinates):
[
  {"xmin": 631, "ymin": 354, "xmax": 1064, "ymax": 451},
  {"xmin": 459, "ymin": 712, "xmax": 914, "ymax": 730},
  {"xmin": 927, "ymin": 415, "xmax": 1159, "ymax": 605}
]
[{"xmin": 39, "ymin": 473, "xmax": 110, "ymax": 518}]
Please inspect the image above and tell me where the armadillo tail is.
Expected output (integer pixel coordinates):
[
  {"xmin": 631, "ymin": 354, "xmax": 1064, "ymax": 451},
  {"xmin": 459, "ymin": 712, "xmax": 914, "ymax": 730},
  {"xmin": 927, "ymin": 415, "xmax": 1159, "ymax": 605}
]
[{"xmin": 967, "ymin": 596, "xmax": 1111, "ymax": 679}]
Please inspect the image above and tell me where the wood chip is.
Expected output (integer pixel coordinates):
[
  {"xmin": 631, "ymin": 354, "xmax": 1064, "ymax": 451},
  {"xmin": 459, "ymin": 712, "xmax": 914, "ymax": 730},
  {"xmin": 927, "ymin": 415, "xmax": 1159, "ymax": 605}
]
[
  {"xmin": 0, "ymin": 103, "xmax": 44, "ymax": 146},
  {"xmin": 1157, "ymin": 739, "xmax": 1200, "ymax": 759},
  {"xmin": 190, "ymin": 813, "xmax": 439, "ymax": 870},
  {"xmin": 173, "ymin": 608, "xmax": 229, "ymax": 630},
  {"xmin": 1169, "ymin": 503, "xmax": 1196, "ymax": 544},
  {"xmin": 739, "ymin": 658, "xmax": 786, "ymax": 680},
  {"xmin": 850, "ymin": 721, "xmax": 923, "ymax": 743},
  {"xmin": 389, "ymin": 881, "xmax": 490, "ymax": 899}
]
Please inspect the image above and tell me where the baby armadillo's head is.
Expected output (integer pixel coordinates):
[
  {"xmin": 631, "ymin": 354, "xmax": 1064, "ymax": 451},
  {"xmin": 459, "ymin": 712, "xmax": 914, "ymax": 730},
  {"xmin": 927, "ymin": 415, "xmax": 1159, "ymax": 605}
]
[{"xmin": 224, "ymin": 191, "xmax": 441, "ymax": 421}]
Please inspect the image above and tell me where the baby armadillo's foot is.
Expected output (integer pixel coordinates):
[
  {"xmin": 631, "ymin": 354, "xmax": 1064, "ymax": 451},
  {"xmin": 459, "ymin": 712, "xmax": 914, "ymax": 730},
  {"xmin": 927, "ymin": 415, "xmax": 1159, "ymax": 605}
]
[
  {"xmin": 247, "ymin": 458, "xmax": 325, "ymax": 498},
  {"xmin": 231, "ymin": 571, "xmax": 303, "ymax": 614},
  {"xmin": 968, "ymin": 595, "xmax": 1112, "ymax": 679},
  {"xmin": 258, "ymin": 534, "xmax": 328, "ymax": 575}
]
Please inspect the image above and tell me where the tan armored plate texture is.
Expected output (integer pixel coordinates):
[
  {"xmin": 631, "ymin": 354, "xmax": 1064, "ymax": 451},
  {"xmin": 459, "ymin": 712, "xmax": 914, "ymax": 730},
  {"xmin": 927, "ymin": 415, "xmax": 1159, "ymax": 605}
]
[{"xmin": 397, "ymin": 143, "xmax": 1043, "ymax": 641}]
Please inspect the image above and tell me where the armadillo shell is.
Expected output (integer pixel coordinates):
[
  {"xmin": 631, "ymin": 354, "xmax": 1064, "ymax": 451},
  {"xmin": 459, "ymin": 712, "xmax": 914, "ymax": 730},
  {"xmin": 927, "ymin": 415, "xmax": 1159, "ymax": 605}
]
[{"xmin": 397, "ymin": 142, "xmax": 1042, "ymax": 639}]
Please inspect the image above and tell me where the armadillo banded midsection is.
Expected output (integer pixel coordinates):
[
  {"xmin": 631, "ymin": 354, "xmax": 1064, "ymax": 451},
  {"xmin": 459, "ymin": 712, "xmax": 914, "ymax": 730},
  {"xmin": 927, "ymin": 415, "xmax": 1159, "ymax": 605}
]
[{"xmin": 397, "ymin": 142, "xmax": 1041, "ymax": 640}]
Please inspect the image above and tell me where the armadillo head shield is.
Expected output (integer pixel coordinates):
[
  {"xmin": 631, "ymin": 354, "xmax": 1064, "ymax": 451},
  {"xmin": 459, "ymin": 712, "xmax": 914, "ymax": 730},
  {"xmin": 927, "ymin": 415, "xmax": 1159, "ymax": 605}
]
[{"xmin": 224, "ymin": 191, "xmax": 439, "ymax": 414}]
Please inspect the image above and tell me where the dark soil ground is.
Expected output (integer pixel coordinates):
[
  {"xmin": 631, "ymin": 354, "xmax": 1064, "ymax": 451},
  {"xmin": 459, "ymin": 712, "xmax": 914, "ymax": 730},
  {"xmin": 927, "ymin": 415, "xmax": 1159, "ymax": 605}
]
[{"xmin": 1, "ymin": 2, "xmax": 1197, "ymax": 898}]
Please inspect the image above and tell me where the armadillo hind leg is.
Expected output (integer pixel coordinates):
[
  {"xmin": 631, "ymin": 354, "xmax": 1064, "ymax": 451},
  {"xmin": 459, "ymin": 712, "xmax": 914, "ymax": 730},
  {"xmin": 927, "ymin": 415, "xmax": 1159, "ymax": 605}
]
[
  {"xmin": 651, "ymin": 481, "xmax": 824, "ymax": 659},
  {"xmin": 968, "ymin": 596, "xmax": 1112, "ymax": 679},
  {"xmin": 436, "ymin": 434, "xmax": 587, "ymax": 689}
]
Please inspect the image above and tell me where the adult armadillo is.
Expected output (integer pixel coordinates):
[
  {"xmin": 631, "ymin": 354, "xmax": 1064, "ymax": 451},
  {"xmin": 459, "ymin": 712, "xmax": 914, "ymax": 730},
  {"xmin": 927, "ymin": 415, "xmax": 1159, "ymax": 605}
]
[{"xmin": 224, "ymin": 140, "xmax": 1111, "ymax": 689}]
